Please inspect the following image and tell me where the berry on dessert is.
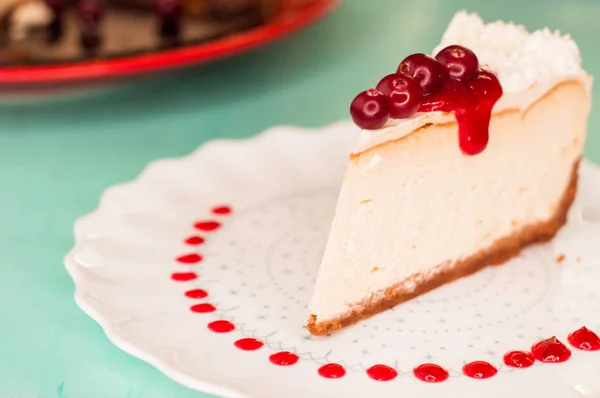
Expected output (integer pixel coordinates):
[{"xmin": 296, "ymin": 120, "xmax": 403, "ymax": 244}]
[
  {"xmin": 435, "ymin": 44, "xmax": 479, "ymax": 81},
  {"xmin": 397, "ymin": 53, "xmax": 446, "ymax": 95},
  {"xmin": 376, "ymin": 74, "xmax": 423, "ymax": 119},
  {"xmin": 351, "ymin": 42, "xmax": 503, "ymax": 155},
  {"xmin": 468, "ymin": 69, "xmax": 503, "ymax": 104},
  {"xmin": 350, "ymin": 89, "xmax": 391, "ymax": 130}
]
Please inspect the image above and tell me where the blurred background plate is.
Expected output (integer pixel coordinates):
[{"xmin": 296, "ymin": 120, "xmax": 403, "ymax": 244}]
[{"xmin": 0, "ymin": 0, "xmax": 339, "ymax": 85}]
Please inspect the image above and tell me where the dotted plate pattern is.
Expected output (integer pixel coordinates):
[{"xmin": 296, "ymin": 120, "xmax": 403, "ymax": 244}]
[{"xmin": 65, "ymin": 121, "xmax": 600, "ymax": 398}]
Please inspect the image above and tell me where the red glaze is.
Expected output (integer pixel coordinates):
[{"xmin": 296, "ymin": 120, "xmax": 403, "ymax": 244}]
[
  {"xmin": 419, "ymin": 69, "xmax": 502, "ymax": 155},
  {"xmin": 413, "ymin": 363, "xmax": 449, "ymax": 383},
  {"xmin": 234, "ymin": 338, "xmax": 264, "ymax": 351},
  {"xmin": 568, "ymin": 326, "xmax": 600, "ymax": 351},
  {"xmin": 531, "ymin": 337, "xmax": 572, "ymax": 363},
  {"xmin": 269, "ymin": 351, "xmax": 299, "ymax": 366},
  {"xmin": 212, "ymin": 206, "xmax": 232, "ymax": 215},
  {"xmin": 207, "ymin": 320, "xmax": 235, "ymax": 333},
  {"xmin": 462, "ymin": 361, "xmax": 498, "ymax": 379},
  {"xmin": 366, "ymin": 364, "xmax": 398, "ymax": 381},
  {"xmin": 190, "ymin": 303, "xmax": 216, "ymax": 313},
  {"xmin": 171, "ymin": 272, "xmax": 198, "ymax": 281},
  {"xmin": 194, "ymin": 221, "xmax": 221, "ymax": 232},
  {"xmin": 184, "ymin": 289, "xmax": 208, "ymax": 299},
  {"xmin": 318, "ymin": 363, "xmax": 346, "ymax": 379},
  {"xmin": 176, "ymin": 253, "xmax": 203, "ymax": 264},
  {"xmin": 185, "ymin": 236, "xmax": 205, "ymax": 245},
  {"xmin": 503, "ymin": 351, "xmax": 535, "ymax": 368}
]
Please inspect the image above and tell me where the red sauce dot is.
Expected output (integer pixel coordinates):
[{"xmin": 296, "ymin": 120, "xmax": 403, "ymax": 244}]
[
  {"xmin": 185, "ymin": 289, "xmax": 208, "ymax": 299},
  {"xmin": 269, "ymin": 351, "xmax": 299, "ymax": 366},
  {"xmin": 234, "ymin": 338, "xmax": 264, "ymax": 351},
  {"xmin": 503, "ymin": 351, "xmax": 535, "ymax": 368},
  {"xmin": 185, "ymin": 236, "xmax": 205, "ymax": 245},
  {"xmin": 207, "ymin": 320, "xmax": 235, "ymax": 333},
  {"xmin": 171, "ymin": 272, "xmax": 197, "ymax": 281},
  {"xmin": 568, "ymin": 326, "xmax": 600, "ymax": 351},
  {"xmin": 212, "ymin": 206, "xmax": 232, "ymax": 215},
  {"xmin": 462, "ymin": 361, "xmax": 497, "ymax": 379},
  {"xmin": 176, "ymin": 253, "xmax": 203, "ymax": 264},
  {"xmin": 413, "ymin": 363, "xmax": 449, "ymax": 383},
  {"xmin": 190, "ymin": 303, "xmax": 216, "ymax": 313},
  {"xmin": 318, "ymin": 363, "xmax": 346, "ymax": 379},
  {"xmin": 366, "ymin": 364, "xmax": 397, "ymax": 381},
  {"xmin": 531, "ymin": 336, "xmax": 572, "ymax": 363},
  {"xmin": 194, "ymin": 221, "xmax": 221, "ymax": 232}
]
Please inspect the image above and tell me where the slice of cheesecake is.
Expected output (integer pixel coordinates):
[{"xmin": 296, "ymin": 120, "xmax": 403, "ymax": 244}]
[{"xmin": 307, "ymin": 11, "xmax": 592, "ymax": 336}]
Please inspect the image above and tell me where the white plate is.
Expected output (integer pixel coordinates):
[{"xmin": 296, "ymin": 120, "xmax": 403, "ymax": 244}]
[{"xmin": 65, "ymin": 121, "xmax": 600, "ymax": 398}]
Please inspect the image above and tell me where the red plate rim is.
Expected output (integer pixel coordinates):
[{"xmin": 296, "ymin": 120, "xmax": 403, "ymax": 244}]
[{"xmin": 0, "ymin": 0, "xmax": 340, "ymax": 84}]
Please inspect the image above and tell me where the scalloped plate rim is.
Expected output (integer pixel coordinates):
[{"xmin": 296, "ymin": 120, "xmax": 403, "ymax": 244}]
[{"xmin": 64, "ymin": 120, "xmax": 354, "ymax": 398}]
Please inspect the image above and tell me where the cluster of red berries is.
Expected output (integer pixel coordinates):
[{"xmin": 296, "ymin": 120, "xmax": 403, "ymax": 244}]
[{"xmin": 350, "ymin": 45, "xmax": 481, "ymax": 129}]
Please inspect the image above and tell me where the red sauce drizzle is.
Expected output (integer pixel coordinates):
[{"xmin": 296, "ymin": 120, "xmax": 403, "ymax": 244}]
[
  {"xmin": 185, "ymin": 289, "xmax": 208, "ymax": 299},
  {"xmin": 419, "ymin": 69, "xmax": 503, "ymax": 155},
  {"xmin": 234, "ymin": 338, "xmax": 264, "ymax": 351},
  {"xmin": 462, "ymin": 361, "xmax": 498, "ymax": 379},
  {"xmin": 171, "ymin": 272, "xmax": 198, "ymax": 282},
  {"xmin": 503, "ymin": 351, "xmax": 535, "ymax": 368},
  {"xmin": 190, "ymin": 303, "xmax": 216, "ymax": 313},
  {"xmin": 212, "ymin": 206, "xmax": 232, "ymax": 215},
  {"xmin": 176, "ymin": 253, "xmax": 203, "ymax": 264},
  {"xmin": 318, "ymin": 363, "xmax": 346, "ymax": 379},
  {"xmin": 366, "ymin": 364, "xmax": 398, "ymax": 381},
  {"xmin": 568, "ymin": 326, "xmax": 600, "ymax": 351},
  {"xmin": 185, "ymin": 236, "xmax": 205, "ymax": 245},
  {"xmin": 269, "ymin": 351, "xmax": 299, "ymax": 366},
  {"xmin": 207, "ymin": 320, "xmax": 235, "ymax": 333},
  {"xmin": 413, "ymin": 363, "xmax": 449, "ymax": 383},
  {"xmin": 531, "ymin": 336, "xmax": 571, "ymax": 363},
  {"xmin": 194, "ymin": 221, "xmax": 221, "ymax": 232}
]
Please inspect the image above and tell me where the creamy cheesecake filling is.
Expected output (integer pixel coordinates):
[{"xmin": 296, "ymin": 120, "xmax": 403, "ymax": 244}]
[
  {"xmin": 310, "ymin": 81, "xmax": 589, "ymax": 323},
  {"xmin": 309, "ymin": 11, "xmax": 593, "ymax": 331},
  {"xmin": 354, "ymin": 11, "xmax": 591, "ymax": 155}
]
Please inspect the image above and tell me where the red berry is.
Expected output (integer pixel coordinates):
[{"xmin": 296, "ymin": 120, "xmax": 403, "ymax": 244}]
[
  {"xmin": 397, "ymin": 53, "xmax": 446, "ymax": 95},
  {"xmin": 435, "ymin": 45, "xmax": 479, "ymax": 82},
  {"xmin": 350, "ymin": 89, "xmax": 390, "ymax": 130},
  {"xmin": 468, "ymin": 69, "xmax": 503, "ymax": 104},
  {"xmin": 376, "ymin": 74, "xmax": 423, "ymax": 119}
]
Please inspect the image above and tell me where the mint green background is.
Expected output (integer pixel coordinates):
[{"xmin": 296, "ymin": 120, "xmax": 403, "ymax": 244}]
[{"xmin": 1, "ymin": 0, "xmax": 599, "ymax": 397}]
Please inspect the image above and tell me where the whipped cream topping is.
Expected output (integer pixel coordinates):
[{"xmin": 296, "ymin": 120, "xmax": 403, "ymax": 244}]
[
  {"xmin": 434, "ymin": 11, "xmax": 584, "ymax": 92},
  {"xmin": 354, "ymin": 11, "xmax": 590, "ymax": 154}
]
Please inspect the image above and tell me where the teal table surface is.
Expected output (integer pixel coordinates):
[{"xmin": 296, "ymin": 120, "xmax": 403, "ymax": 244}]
[{"xmin": 1, "ymin": 0, "xmax": 599, "ymax": 397}]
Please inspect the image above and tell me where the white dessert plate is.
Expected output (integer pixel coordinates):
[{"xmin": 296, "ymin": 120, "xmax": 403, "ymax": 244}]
[{"xmin": 65, "ymin": 121, "xmax": 600, "ymax": 398}]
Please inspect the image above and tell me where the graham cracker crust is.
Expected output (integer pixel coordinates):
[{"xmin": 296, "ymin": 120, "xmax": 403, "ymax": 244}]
[{"xmin": 307, "ymin": 160, "xmax": 580, "ymax": 336}]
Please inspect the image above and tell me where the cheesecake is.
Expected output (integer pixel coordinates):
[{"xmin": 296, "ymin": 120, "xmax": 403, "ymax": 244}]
[{"xmin": 307, "ymin": 11, "xmax": 592, "ymax": 336}]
